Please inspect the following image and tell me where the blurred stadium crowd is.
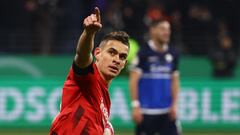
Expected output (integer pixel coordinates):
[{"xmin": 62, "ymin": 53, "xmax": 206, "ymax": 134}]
[{"xmin": 0, "ymin": 0, "xmax": 240, "ymax": 56}]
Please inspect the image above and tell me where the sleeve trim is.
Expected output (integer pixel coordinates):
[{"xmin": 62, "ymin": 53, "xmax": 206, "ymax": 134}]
[
  {"xmin": 72, "ymin": 61, "xmax": 94, "ymax": 75},
  {"xmin": 172, "ymin": 70, "xmax": 180, "ymax": 77},
  {"xmin": 130, "ymin": 67, "xmax": 143, "ymax": 75}
]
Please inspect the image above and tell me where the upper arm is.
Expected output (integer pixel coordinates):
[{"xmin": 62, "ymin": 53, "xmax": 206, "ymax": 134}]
[
  {"xmin": 172, "ymin": 72, "xmax": 179, "ymax": 83},
  {"xmin": 70, "ymin": 61, "xmax": 95, "ymax": 93},
  {"xmin": 129, "ymin": 70, "xmax": 141, "ymax": 97},
  {"xmin": 74, "ymin": 53, "xmax": 93, "ymax": 68},
  {"xmin": 129, "ymin": 54, "xmax": 142, "ymax": 88},
  {"xmin": 172, "ymin": 52, "xmax": 180, "ymax": 88},
  {"xmin": 72, "ymin": 59, "xmax": 94, "ymax": 76},
  {"xmin": 130, "ymin": 49, "xmax": 143, "ymax": 74},
  {"xmin": 130, "ymin": 70, "xmax": 141, "ymax": 84},
  {"xmin": 172, "ymin": 53, "xmax": 179, "ymax": 73},
  {"xmin": 74, "ymin": 29, "xmax": 95, "ymax": 68}
]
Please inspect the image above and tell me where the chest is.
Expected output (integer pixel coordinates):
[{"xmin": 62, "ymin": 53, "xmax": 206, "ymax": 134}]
[
  {"xmin": 141, "ymin": 54, "xmax": 174, "ymax": 73},
  {"xmin": 89, "ymin": 81, "xmax": 111, "ymax": 115}
]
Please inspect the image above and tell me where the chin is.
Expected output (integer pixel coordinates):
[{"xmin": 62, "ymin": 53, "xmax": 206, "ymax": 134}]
[
  {"xmin": 107, "ymin": 72, "xmax": 119, "ymax": 79},
  {"xmin": 109, "ymin": 73, "xmax": 118, "ymax": 78}
]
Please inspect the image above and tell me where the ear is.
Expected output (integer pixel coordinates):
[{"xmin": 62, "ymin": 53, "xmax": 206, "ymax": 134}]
[
  {"xmin": 150, "ymin": 27, "xmax": 156, "ymax": 35},
  {"xmin": 94, "ymin": 47, "xmax": 101, "ymax": 61},
  {"xmin": 119, "ymin": 60, "xmax": 128, "ymax": 70},
  {"xmin": 124, "ymin": 60, "xmax": 128, "ymax": 67}
]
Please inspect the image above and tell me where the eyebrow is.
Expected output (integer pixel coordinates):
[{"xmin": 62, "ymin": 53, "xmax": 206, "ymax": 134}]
[
  {"xmin": 108, "ymin": 47, "xmax": 128, "ymax": 56},
  {"xmin": 108, "ymin": 47, "xmax": 118, "ymax": 53},
  {"xmin": 120, "ymin": 53, "xmax": 128, "ymax": 58}
]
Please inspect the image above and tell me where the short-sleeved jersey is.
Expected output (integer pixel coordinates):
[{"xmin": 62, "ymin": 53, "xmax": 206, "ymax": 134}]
[
  {"xmin": 49, "ymin": 62, "xmax": 112, "ymax": 135},
  {"xmin": 131, "ymin": 40, "xmax": 179, "ymax": 114}
]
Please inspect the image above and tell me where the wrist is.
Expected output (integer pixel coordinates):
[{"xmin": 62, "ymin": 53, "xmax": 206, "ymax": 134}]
[
  {"xmin": 83, "ymin": 29, "xmax": 96, "ymax": 36},
  {"xmin": 171, "ymin": 103, "xmax": 178, "ymax": 108},
  {"xmin": 131, "ymin": 100, "xmax": 140, "ymax": 108}
]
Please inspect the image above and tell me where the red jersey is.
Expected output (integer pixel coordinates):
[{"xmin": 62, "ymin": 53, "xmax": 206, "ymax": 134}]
[{"xmin": 49, "ymin": 62, "xmax": 113, "ymax": 135}]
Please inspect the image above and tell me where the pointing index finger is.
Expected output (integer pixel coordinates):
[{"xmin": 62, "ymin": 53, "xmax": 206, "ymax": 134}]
[{"xmin": 94, "ymin": 7, "xmax": 101, "ymax": 23}]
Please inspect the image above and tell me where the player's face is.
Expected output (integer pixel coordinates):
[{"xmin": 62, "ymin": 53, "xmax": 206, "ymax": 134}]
[
  {"xmin": 152, "ymin": 21, "xmax": 171, "ymax": 44},
  {"xmin": 95, "ymin": 40, "xmax": 129, "ymax": 80}
]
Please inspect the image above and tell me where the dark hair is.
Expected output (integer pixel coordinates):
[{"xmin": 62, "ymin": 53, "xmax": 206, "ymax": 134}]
[
  {"xmin": 149, "ymin": 19, "xmax": 169, "ymax": 27},
  {"xmin": 100, "ymin": 31, "xmax": 130, "ymax": 49}
]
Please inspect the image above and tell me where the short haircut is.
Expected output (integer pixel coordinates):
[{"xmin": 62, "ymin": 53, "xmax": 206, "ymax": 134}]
[
  {"xmin": 99, "ymin": 31, "xmax": 130, "ymax": 49},
  {"xmin": 149, "ymin": 19, "xmax": 169, "ymax": 27}
]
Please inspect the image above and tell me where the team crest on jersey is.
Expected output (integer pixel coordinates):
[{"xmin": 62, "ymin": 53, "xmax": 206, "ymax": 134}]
[{"xmin": 165, "ymin": 54, "xmax": 173, "ymax": 63}]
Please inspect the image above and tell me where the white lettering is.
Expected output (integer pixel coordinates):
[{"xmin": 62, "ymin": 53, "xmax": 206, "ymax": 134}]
[
  {"xmin": 222, "ymin": 89, "xmax": 240, "ymax": 122},
  {"xmin": 26, "ymin": 87, "xmax": 45, "ymax": 122},
  {"xmin": 179, "ymin": 88, "xmax": 198, "ymax": 122},
  {"xmin": 150, "ymin": 64, "xmax": 171, "ymax": 73},
  {"xmin": 111, "ymin": 88, "xmax": 130, "ymax": 121},
  {"xmin": 0, "ymin": 87, "xmax": 23, "ymax": 121},
  {"xmin": 48, "ymin": 87, "xmax": 62, "ymax": 118},
  {"xmin": 202, "ymin": 88, "xmax": 219, "ymax": 122}
]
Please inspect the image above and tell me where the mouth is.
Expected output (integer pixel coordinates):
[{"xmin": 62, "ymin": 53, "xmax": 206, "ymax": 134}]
[{"xmin": 108, "ymin": 66, "xmax": 119, "ymax": 73}]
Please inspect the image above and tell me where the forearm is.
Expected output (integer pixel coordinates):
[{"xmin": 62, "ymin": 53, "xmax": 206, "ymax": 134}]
[
  {"xmin": 129, "ymin": 81, "xmax": 138, "ymax": 101},
  {"xmin": 77, "ymin": 30, "xmax": 95, "ymax": 55},
  {"xmin": 74, "ymin": 30, "xmax": 94, "ymax": 67},
  {"xmin": 171, "ymin": 88, "xmax": 179, "ymax": 107},
  {"xmin": 171, "ymin": 74, "xmax": 180, "ymax": 106},
  {"xmin": 129, "ymin": 71, "xmax": 141, "ymax": 107}
]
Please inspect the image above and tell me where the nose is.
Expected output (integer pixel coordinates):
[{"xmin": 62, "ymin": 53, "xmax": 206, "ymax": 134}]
[{"xmin": 113, "ymin": 55, "xmax": 121, "ymax": 65}]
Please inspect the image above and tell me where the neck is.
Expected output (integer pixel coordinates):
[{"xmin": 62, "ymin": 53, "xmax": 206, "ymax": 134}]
[
  {"xmin": 152, "ymin": 39, "xmax": 167, "ymax": 52},
  {"xmin": 100, "ymin": 73, "xmax": 112, "ymax": 87},
  {"xmin": 96, "ymin": 63, "xmax": 112, "ymax": 87}
]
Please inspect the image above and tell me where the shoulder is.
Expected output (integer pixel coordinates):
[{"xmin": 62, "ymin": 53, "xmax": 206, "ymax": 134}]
[
  {"xmin": 167, "ymin": 46, "xmax": 179, "ymax": 59},
  {"xmin": 72, "ymin": 61, "xmax": 94, "ymax": 76},
  {"xmin": 138, "ymin": 42, "xmax": 152, "ymax": 57},
  {"xmin": 68, "ymin": 62, "xmax": 104, "ymax": 89},
  {"xmin": 67, "ymin": 61, "xmax": 96, "ymax": 84}
]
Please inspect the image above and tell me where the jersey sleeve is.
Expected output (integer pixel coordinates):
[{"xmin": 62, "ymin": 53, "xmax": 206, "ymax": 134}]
[
  {"xmin": 70, "ymin": 60, "xmax": 96, "ymax": 89},
  {"xmin": 72, "ymin": 61, "xmax": 94, "ymax": 75},
  {"xmin": 172, "ymin": 52, "xmax": 179, "ymax": 74},
  {"xmin": 60, "ymin": 61, "xmax": 94, "ymax": 111},
  {"xmin": 129, "ymin": 47, "xmax": 146, "ymax": 74}
]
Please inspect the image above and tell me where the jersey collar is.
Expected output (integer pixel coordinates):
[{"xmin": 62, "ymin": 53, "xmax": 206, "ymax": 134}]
[{"xmin": 148, "ymin": 40, "xmax": 169, "ymax": 53}]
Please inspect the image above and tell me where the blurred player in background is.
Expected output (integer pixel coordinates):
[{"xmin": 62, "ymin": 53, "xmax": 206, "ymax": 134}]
[
  {"xmin": 129, "ymin": 19, "xmax": 181, "ymax": 135},
  {"xmin": 49, "ymin": 7, "xmax": 130, "ymax": 135}
]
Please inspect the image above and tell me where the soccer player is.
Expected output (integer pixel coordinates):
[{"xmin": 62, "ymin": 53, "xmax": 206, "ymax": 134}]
[
  {"xmin": 49, "ymin": 7, "xmax": 129, "ymax": 135},
  {"xmin": 129, "ymin": 19, "xmax": 181, "ymax": 135}
]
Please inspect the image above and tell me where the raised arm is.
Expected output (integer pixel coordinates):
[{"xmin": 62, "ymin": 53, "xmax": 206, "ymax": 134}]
[{"xmin": 74, "ymin": 7, "xmax": 102, "ymax": 68}]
